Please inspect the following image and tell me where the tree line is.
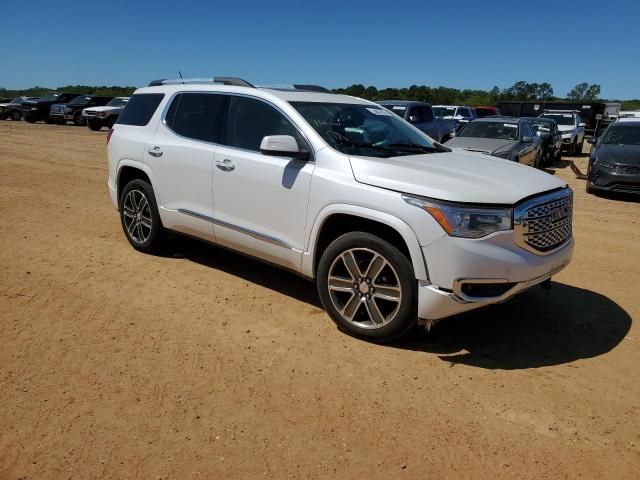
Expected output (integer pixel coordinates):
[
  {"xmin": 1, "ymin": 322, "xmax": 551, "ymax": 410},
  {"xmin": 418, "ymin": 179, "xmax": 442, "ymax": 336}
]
[{"xmin": 2, "ymin": 81, "xmax": 638, "ymax": 110}]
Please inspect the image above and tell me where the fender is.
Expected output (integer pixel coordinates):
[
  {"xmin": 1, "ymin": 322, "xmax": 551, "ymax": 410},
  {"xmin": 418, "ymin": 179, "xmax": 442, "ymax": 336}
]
[
  {"xmin": 116, "ymin": 159, "xmax": 159, "ymax": 202},
  {"xmin": 301, "ymin": 203, "xmax": 429, "ymax": 281}
]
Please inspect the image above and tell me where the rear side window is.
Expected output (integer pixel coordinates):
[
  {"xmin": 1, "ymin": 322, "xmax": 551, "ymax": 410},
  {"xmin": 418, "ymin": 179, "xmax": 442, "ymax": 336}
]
[
  {"xmin": 117, "ymin": 93, "xmax": 164, "ymax": 126},
  {"xmin": 225, "ymin": 96, "xmax": 300, "ymax": 151},
  {"xmin": 165, "ymin": 93, "xmax": 226, "ymax": 142}
]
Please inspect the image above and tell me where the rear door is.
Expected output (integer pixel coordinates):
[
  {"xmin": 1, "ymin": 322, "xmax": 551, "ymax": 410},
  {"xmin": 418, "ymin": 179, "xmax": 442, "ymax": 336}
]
[
  {"xmin": 211, "ymin": 95, "xmax": 314, "ymax": 270},
  {"xmin": 146, "ymin": 92, "xmax": 227, "ymax": 240}
]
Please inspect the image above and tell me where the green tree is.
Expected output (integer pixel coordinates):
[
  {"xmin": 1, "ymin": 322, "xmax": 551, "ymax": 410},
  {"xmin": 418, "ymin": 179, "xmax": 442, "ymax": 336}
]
[{"xmin": 567, "ymin": 82, "xmax": 601, "ymax": 101}]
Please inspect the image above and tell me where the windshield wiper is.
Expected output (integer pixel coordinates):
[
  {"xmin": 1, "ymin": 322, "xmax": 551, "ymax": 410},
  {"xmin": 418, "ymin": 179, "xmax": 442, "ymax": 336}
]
[{"xmin": 387, "ymin": 143, "xmax": 451, "ymax": 153}]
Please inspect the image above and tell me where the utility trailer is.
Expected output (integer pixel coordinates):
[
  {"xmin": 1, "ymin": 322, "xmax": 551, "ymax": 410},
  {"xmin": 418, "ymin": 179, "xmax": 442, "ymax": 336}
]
[{"xmin": 495, "ymin": 101, "xmax": 621, "ymax": 137}]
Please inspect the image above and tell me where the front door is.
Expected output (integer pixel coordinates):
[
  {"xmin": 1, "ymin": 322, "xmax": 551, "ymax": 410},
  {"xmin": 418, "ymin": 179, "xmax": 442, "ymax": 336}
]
[{"xmin": 212, "ymin": 95, "xmax": 314, "ymax": 270}]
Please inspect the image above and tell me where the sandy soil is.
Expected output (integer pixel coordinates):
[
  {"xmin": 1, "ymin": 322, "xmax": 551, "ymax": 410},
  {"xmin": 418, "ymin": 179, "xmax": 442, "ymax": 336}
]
[{"xmin": 1, "ymin": 121, "xmax": 639, "ymax": 479}]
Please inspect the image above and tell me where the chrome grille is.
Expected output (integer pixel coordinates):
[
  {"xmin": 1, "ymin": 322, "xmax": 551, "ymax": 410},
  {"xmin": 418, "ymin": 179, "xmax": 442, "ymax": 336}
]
[
  {"xmin": 51, "ymin": 105, "xmax": 65, "ymax": 114},
  {"xmin": 514, "ymin": 189, "xmax": 573, "ymax": 255}
]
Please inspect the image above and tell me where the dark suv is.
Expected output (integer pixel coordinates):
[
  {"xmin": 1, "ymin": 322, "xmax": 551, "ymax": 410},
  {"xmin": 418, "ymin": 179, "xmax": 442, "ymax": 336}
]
[
  {"xmin": 50, "ymin": 95, "xmax": 113, "ymax": 126},
  {"xmin": 22, "ymin": 93, "xmax": 83, "ymax": 123}
]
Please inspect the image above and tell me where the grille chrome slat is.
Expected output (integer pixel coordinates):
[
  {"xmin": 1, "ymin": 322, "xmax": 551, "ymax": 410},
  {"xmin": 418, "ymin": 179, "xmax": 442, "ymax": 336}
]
[{"xmin": 514, "ymin": 189, "xmax": 573, "ymax": 255}]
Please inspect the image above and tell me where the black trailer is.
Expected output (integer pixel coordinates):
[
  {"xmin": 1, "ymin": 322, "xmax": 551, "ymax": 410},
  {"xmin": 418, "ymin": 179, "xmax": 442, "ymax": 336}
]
[{"xmin": 495, "ymin": 101, "xmax": 621, "ymax": 137}]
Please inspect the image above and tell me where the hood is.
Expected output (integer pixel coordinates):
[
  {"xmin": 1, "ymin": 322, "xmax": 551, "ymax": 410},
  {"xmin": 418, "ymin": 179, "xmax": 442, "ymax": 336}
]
[
  {"xmin": 445, "ymin": 137, "xmax": 517, "ymax": 154},
  {"xmin": 594, "ymin": 144, "xmax": 640, "ymax": 165},
  {"xmin": 349, "ymin": 150, "xmax": 566, "ymax": 204},
  {"xmin": 557, "ymin": 125, "xmax": 575, "ymax": 133}
]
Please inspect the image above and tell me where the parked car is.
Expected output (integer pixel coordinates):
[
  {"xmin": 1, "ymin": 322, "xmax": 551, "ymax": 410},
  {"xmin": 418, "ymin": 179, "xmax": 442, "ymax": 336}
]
[
  {"xmin": 474, "ymin": 106, "xmax": 502, "ymax": 118},
  {"xmin": 83, "ymin": 97, "xmax": 130, "ymax": 130},
  {"xmin": 433, "ymin": 105, "xmax": 477, "ymax": 122},
  {"xmin": 378, "ymin": 101, "xmax": 457, "ymax": 142},
  {"xmin": 497, "ymin": 101, "xmax": 619, "ymax": 138},
  {"xmin": 538, "ymin": 110, "xmax": 586, "ymax": 155},
  {"xmin": 50, "ymin": 95, "xmax": 113, "ymax": 126},
  {"xmin": 618, "ymin": 111, "xmax": 640, "ymax": 119},
  {"xmin": 22, "ymin": 92, "xmax": 83, "ymax": 123},
  {"xmin": 445, "ymin": 117, "xmax": 543, "ymax": 167},
  {"xmin": 108, "ymin": 77, "xmax": 573, "ymax": 342},
  {"xmin": 586, "ymin": 118, "xmax": 640, "ymax": 195},
  {"xmin": 0, "ymin": 96, "xmax": 38, "ymax": 121},
  {"xmin": 523, "ymin": 117, "xmax": 563, "ymax": 165}
]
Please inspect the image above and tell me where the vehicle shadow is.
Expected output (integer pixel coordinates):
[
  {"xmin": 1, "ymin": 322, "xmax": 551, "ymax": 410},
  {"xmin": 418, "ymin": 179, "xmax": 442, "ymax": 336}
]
[
  {"xmin": 166, "ymin": 235, "xmax": 322, "ymax": 308},
  {"xmin": 163, "ymin": 237, "xmax": 630, "ymax": 370},
  {"xmin": 391, "ymin": 282, "xmax": 631, "ymax": 370}
]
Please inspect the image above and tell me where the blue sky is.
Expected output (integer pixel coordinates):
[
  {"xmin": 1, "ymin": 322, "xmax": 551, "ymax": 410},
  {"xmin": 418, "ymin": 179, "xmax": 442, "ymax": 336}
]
[{"xmin": 1, "ymin": 0, "xmax": 638, "ymax": 99}]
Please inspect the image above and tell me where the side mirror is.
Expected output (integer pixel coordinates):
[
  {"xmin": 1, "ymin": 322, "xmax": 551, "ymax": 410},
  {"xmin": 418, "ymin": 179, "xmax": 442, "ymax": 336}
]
[
  {"xmin": 522, "ymin": 136, "xmax": 533, "ymax": 143},
  {"xmin": 408, "ymin": 115, "xmax": 419, "ymax": 123},
  {"xmin": 578, "ymin": 122, "xmax": 586, "ymax": 127},
  {"xmin": 260, "ymin": 135, "xmax": 310, "ymax": 160}
]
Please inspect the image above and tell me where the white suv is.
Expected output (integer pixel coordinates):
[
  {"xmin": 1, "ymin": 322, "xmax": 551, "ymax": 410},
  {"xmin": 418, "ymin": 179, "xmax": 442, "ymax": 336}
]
[
  {"xmin": 539, "ymin": 110, "xmax": 586, "ymax": 155},
  {"xmin": 107, "ymin": 77, "xmax": 574, "ymax": 342}
]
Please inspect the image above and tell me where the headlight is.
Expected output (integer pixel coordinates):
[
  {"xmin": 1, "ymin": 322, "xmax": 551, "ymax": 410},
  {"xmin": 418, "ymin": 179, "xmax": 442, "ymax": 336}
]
[
  {"xmin": 402, "ymin": 195, "xmax": 512, "ymax": 238},
  {"xmin": 492, "ymin": 150, "xmax": 511, "ymax": 160}
]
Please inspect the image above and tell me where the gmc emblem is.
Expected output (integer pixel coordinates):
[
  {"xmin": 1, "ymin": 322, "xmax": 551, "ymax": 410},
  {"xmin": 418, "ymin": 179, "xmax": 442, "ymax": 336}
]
[{"xmin": 550, "ymin": 205, "xmax": 571, "ymax": 222}]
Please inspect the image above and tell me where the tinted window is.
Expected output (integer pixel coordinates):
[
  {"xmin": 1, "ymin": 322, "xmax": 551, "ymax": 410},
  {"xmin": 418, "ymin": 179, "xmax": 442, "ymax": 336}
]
[
  {"xmin": 458, "ymin": 121, "xmax": 519, "ymax": 140},
  {"xmin": 418, "ymin": 106, "xmax": 434, "ymax": 122},
  {"xmin": 118, "ymin": 93, "xmax": 164, "ymax": 126},
  {"xmin": 226, "ymin": 96, "xmax": 299, "ymax": 151},
  {"xmin": 521, "ymin": 123, "xmax": 534, "ymax": 137},
  {"xmin": 408, "ymin": 106, "xmax": 422, "ymax": 122},
  {"xmin": 165, "ymin": 93, "xmax": 226, "ymax": 143}
]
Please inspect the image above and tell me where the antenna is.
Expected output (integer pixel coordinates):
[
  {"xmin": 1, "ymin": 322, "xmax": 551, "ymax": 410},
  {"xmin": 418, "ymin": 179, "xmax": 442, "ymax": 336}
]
[{"xmin": 178, "ymin": 71, "xmax": 184, "ymax": 83}]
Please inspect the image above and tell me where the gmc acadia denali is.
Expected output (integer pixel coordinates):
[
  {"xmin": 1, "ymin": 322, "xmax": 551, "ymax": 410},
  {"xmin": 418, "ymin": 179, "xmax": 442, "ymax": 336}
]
[{"xmin": 107, "ymin": 77, "xmax": 574, "ymax": 342}]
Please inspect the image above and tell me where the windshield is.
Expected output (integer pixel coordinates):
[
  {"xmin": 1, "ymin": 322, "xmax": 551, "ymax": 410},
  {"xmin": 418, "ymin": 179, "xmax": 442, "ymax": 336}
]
[
  {"xmin": 291, "ymin": 102, "xmax": 442, "ymax": 158},
  {"xmin": 107, "ymin": 98, "xmax": 129, "ymax": 107},
  {"xmin": 457, "ymin": 121, "xmax": 519, "ymax": 140},
  {"xmin": 382, "ymin": 104, "xmax": 408, "ymax": 118},
  {"xmin": 601, "ymin": 125, "xmax": 640, "ymax": 145},
  {"xmin": 433, "ymin": 107, "xmax": 456, "ymax": 117},
  {"xmin": 541, "ymin": 114, "xmax": 575, "ymax": 126},
  {"xmin": 68, "ymin": 95, "xmax": 91, "ymax": 106}
]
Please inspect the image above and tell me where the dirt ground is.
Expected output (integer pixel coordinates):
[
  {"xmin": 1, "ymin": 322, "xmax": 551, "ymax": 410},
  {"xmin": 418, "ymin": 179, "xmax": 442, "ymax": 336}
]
[{"xmin": 1, "ymin": 120, "xmax": 639, "ymax": 480}]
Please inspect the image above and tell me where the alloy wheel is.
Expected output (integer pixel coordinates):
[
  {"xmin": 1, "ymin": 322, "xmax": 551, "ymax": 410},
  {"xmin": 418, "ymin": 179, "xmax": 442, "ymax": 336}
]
[
  {"xmin": 327, "ymin": 248, "xmax": 402, "ymax": 329},
  {"xmin": 123, "ymin": 189, "xmax": 152, "ymax": 244}
]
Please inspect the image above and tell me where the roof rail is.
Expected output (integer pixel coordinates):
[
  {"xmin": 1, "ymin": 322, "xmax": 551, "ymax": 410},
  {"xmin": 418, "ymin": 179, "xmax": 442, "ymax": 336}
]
[
  {"xmin": 292, "ymin": 84, "xmax": 332, "ymax": 93},
  {"xmin": 147, "ymin": 77, "xmax": 255, "ymax": 88}
]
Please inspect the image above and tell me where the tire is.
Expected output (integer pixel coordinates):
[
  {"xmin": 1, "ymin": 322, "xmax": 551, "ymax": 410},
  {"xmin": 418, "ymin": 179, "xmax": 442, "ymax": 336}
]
[
  {"xmin": 73, "ymin": 111, "xmax": 85, "ymax": 126},
  {"xmin": 45, "ymin": 116, "xmax": 54, "ymax": 124},
  {"xmin": 118, "ymin": 179, "xmax": 167, "ymax": 253},
  {"xmin": 554, "ymin": 148, "xmax": 562, "ymax": 163},
  {"xmin": 10, "ymin": 110, "xmax": 22, "ymax": 121},
  {"xmin": 576, "ymin": 140, "xmax": 584, "ymax": 156},
  {"xmin": 24, "ymin": 115, "xmax": 36, "ymax": 123},
  {"xmin": 317, "ymin": 232, "xmax": 418, "ymax": 342},
  {"xmin": 533, "ymin": 151, "xmax": 543, "ymax": 169},
  {"xmin": 569, "ymin": 139, "xmax": 577, "ymax": 156},
  {"xmin": 87, "ymin": 119, "xmax": 102, "ymax": 131},
  {"xmin": 586, "ymin": 182, "xmax": 594, "ymax": 194}
]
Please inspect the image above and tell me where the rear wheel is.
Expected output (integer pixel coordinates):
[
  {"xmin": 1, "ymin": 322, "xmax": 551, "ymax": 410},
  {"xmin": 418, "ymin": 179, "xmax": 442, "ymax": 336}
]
[
  {"xmin": 119, "ymin": 179, "xmax": 167, "ymax": 253},
  {"xmin": 317, "ymin": 232, "xmax": 418, "ymax": 342},
  {"xmin": 10, "ymin": 110, "xmax": 22, "ymax": 121}
]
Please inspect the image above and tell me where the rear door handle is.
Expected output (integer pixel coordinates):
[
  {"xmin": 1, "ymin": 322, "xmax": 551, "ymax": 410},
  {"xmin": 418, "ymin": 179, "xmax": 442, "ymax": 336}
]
[
  {"xmin": 216, "ymin": 159, "xmax": 235, "ymax": 172},
  {"xmin": 148, "ymin": 146, "xmax": 163, "ymax": 157}
]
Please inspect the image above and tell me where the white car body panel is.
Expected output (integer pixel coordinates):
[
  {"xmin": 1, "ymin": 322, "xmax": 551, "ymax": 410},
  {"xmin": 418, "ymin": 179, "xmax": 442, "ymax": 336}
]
[{"xmin": 108, "ymin": 83, "xmax": 574, "ymax": 324}]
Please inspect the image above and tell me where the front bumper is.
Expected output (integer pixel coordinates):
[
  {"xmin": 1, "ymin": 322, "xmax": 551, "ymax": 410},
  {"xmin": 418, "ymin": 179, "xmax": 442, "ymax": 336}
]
[
  {"xmin": 417, "ymin": 231, "xmax": 574, "ymax": 321},
  {"xmin": 589, "ymin": 164, "xmax": 640, "ymax": 194}
]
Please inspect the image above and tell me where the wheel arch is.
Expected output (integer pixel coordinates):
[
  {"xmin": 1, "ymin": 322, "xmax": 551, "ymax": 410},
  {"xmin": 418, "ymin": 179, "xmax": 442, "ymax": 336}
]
[
  {"xmin": 303, "ymin": 205, "xmax": 428, "ymax": 281},
  {"xmin": 116, "ymin": 160, "xmax": 156, "ymax": 202}
]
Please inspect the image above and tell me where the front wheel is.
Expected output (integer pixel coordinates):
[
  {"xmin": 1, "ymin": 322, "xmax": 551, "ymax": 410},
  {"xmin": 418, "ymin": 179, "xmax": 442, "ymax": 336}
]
[
  {"xmin": 73, "ymin": 111, "xmax": 85, "ymax": 126},
  {"xmin": 87, "ymin": 119, "xmax": 102, "ymax": 131},
  {"xmin": 317, "ymin": 232, "xmax": 418, "ymax": 342},
  {"xmin": 118, "ymin": 179, "xmax": 167, "ymax": 253},
  {"xmin": 24, "ymin": 115, "xmax": 36, "ymax": 123},
  {"xmin": 10, "ymin": 110, "xmax": 22, "ymax": 121}
]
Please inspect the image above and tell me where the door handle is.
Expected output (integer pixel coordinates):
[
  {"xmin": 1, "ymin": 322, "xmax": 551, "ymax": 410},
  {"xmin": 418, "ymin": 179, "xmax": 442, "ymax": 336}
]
[
  {"xmin": 148, "ymin": 146, "xmax": 163, "ymax": 157},
  {"xmin": 216, "ymin": 159, "xmax": 235, "ymax": 172}
]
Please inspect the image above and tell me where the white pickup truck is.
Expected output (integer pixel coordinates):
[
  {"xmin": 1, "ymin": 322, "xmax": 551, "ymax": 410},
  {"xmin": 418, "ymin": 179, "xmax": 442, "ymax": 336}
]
[
  {"xmin": 539, "ymin": 110, "xmax": 586, "ymax": 155},
  {"xmin": 108, "ymin": 77, "xmax": 574, "ymax": 342},
  {"xmin": 83, "ymin": 97, "xmax": 129, "ymax": 131}
]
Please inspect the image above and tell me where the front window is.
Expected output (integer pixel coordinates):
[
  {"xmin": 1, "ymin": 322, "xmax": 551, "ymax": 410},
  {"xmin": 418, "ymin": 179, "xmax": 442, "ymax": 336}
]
[
  {"xmin": 457, "ymin": 121, "xmax": 519, "ymax": 140},
  {"xmin": 107, "ymin": 98, "xmax": 129, "ymax": 107},
  {"xmin": 383, "ymin": 104, "xmax": 408, "ymax": 118},
  {"xmin": 291, "ymin": 102, "xmax": 444, "ymax": 158},
  {"xmin": 540, "ymin": 114, "xmax": 575, "ymax": 126},
  {"xmin": 433, "ymin": 107, "xmax": 456, "ymax": 117},
  {"xmin": 601, "ymin": 125, "xmax": 640, "ymax": 145},
  {"xmin": 530, "ymin": 120, "xmax": 552, "ymax": 133}
]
